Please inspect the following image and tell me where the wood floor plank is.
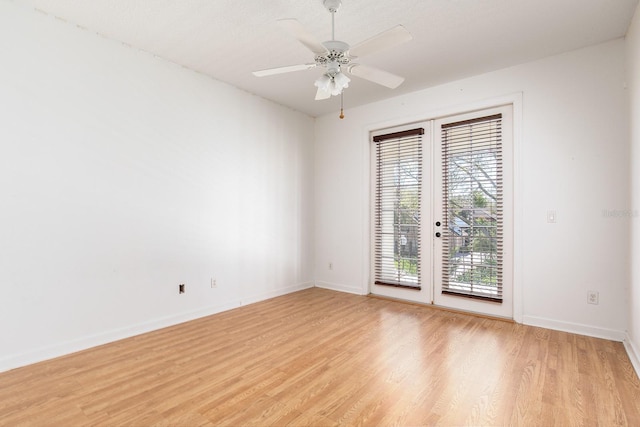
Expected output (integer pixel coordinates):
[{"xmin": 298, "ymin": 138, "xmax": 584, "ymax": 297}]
[{"xmin": 1, "ymin": 287, "xmax": 639, "ymax": 426}]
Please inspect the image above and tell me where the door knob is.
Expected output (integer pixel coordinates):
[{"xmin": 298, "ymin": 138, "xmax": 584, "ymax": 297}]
[
  {"xmin": 435, "ymin": 221, "xmax": 441, "ymax": 227},
  {"xmin": 435, "ymin": 232, "xmax": 441, "ymax": 238}
]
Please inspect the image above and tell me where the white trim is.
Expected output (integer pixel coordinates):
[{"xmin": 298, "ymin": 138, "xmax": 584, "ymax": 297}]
[
  {"xmin": 361, "ymin": 126, "xmax": 373, "ymax": 295},
  {"xmin": 522, "ymin": 315, "xmax": 626, "ymax": 341},
  {"xmin": 0, "ymin": 282, "xmax": 314, "ymax": 374},
  {"xmin": 361, "ymin": 93, "xmax": 523, "ymax": 135},
  {"xmin": 360, "ymin": 124, "xmax": 373, "ymax": 295},
  {"xmin": 238, "ymin": 282, "xmax": 314, "ymax": 306},
  {"xmin": 316, "ymin": 280, "xmax": 366, "ymax": 295},
  {"xmin": 624, "ymin": 333, "xmax": 640, "ymax": 378},
  {"xmin": 511, "ymin": 94, "xmax": 524, "ymax": 324}
]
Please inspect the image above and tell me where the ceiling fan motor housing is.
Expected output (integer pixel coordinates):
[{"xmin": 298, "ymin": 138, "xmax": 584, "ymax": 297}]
[{"xmin": 315, "ymin": 40, "xmax": 350, "ymax": 72}]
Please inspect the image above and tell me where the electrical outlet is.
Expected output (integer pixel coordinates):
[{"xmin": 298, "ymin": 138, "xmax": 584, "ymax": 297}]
[
  {"xmin": 211, "ymin": 278, "xmax": 217, "ymax": 288},
  {"xmin": 587, "ymin": 290, "xmax": 599, "ymax": 305},
  {"xmin": 179, "ymin": 284, "xmax": 185, "ymax": 294}
]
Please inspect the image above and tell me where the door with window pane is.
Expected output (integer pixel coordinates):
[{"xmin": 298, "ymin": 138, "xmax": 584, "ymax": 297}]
[
  {"xmin": 370, "ymin": 124, "xmax": 431, "ymax": 303},
  {"xmin": 433, "ymin": 106, "xmax": 513, "ymax": 318}
]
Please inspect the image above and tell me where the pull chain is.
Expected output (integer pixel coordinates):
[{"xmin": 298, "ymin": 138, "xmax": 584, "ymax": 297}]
[{"xmin": 339, "ymin": 91, "xmax": 345, "ymax": 119}]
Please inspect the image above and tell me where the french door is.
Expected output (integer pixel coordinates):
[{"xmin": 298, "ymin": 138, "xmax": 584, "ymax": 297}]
[
  {"xmin": 433, "ymin": 106, "xmax": 513, "ymax": 318},
  {"xmin": 370, "ymin": 122, "xmax": 432, "ymax": 304},
  {"xmin": 371, "ymin": 105, "xmax": 513, "ymax": 319}
]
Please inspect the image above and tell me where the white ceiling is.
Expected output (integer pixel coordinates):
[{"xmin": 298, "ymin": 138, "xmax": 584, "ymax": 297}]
[{"xmin": 21, "ymin": 0, "xmax": 639, "ymax": 117}]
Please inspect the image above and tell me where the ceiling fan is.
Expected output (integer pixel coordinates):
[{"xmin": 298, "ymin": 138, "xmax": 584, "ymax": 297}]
[{"xmin": 252, "ymin": 0, "xmax": 412, "ymax": 103}]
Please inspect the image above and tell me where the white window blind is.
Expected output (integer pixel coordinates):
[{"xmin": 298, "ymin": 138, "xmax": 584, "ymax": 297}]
[
  {"xmin": 441, "ymin": 114, "xmax": 503, "ymax": 301},
  {"xmin": 373, "ymin": 128, "xmax": 424, "ymax": 289}
]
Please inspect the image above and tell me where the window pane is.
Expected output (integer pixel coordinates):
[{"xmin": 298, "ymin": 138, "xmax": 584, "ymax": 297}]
[
  {"xmin": 442, "ymin": 116, "xmax": 503, "ymax": 301},
  {"xmin": 374, "ymin": 131, "xmax": 422, "ymax": 289}
]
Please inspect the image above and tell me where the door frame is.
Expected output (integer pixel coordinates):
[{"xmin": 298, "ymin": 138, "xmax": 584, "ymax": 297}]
[{"xmin": 361, "ymin": 93, "xmax": 523, "ymax": 323}]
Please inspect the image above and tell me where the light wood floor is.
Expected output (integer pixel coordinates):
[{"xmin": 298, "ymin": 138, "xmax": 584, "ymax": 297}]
[{"xmin": 1, "ymin": 288, "xmax": 639, "ymax": 426}]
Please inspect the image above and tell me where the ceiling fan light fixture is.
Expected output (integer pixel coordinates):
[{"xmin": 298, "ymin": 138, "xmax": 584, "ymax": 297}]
[
  {"xmin": 314, "ymin": 74, "xmax": 332, "ymax": 91},
  {"xmin": 314, "ymin": 74, "xmax": 332, "ymax": 100},
  {"xmin": 331, "ymin": 71, "xmax": 350, "ymax": 95},
  {"xmin": 314, "ymin": 71, "xmax": 350, "ymax": 98}
]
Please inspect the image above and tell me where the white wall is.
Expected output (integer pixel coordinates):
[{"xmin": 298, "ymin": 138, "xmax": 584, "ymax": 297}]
[
  {"xmin": 626, "ymin": 3, "xmax": 640, "ymax": 374},
  {"xmin": 0, "ymin": 1, "xmax": 315, "ymax": 372},
  {"xmin": 315, "ymin": 39, "xmax": 630, "ymax": 340}
]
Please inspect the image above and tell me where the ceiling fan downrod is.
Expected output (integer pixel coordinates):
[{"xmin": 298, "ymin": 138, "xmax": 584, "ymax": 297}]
[{"xmin": 323, "ymin": 0, "xmax": 341, "ymax": 41}]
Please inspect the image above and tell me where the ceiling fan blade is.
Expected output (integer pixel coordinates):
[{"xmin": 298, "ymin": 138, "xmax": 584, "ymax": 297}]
[
  {"xmin": 347, "ymin": 64, "xmax": 405, "ymax": 89},
  {"xmin": 253, "ymin": 63, "xmax": 317, "ymax": 77},
  {"xmin": 277, "ymin": 19, "xmax": 328, "ymax": 56},
  {"xmin": 348, "ymin": 25, "xmax": 412, "ymax": 59}
]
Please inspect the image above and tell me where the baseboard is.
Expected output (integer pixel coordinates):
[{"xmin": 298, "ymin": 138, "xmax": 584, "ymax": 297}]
[
  {"xmin": 237, "ymin": 281, "xmax": 315, "ymax": 306},
  {"xmin": 522, "ymin": 315, "xmax": 626, "ymax": 342},
  {"xmin": 315, "ymin": 280, "xmax": 366, "ymax": 295},
  {"xmin": 624, "ymin": 333, "xmax": 640, "ymax": 378},
  {"xmin": 0, "ymin": 282, "xmax": 314, "ymax": 374}
]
